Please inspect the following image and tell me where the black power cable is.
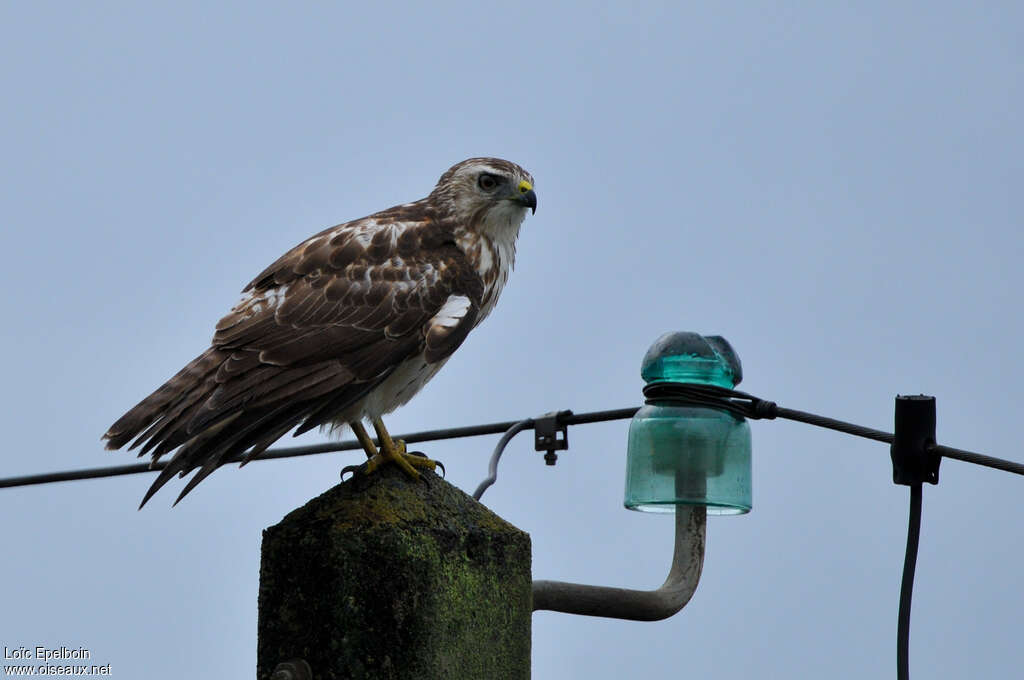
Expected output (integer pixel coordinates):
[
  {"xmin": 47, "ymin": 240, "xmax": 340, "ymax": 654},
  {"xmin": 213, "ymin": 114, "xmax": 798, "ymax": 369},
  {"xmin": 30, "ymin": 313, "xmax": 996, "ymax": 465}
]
[
  {"xmin": 898, "ymin": 483, "xmax": 923, "ymax": 680},
  {"xmin": 1, "ymin": 393, "xmax": 1020, "ymax": 490}
]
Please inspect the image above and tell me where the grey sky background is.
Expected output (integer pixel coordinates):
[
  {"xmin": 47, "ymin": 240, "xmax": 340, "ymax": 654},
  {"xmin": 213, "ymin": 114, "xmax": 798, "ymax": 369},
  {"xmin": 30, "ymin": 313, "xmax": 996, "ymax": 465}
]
[{"xmin": 1, "ymin": 2, "xmax": 1021, "ymax": 678}]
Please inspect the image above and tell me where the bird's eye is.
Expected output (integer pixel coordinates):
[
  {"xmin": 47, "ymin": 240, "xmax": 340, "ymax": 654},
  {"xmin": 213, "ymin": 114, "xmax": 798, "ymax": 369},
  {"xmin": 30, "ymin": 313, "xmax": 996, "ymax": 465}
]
[{"xmin": 478, "ymin": 174, "xmax": 499, "ymax": 191}]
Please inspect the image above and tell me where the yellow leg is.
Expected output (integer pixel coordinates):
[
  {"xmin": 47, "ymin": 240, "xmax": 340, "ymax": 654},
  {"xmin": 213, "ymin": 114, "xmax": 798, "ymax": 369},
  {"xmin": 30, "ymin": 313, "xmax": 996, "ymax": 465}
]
[
  {"xmin": 353, "ymin": 417, "xmax": 439, "ymax": 479},
  {"xmin": 349, "ymin": 421, "xmax": 378, "ymax": 460}
]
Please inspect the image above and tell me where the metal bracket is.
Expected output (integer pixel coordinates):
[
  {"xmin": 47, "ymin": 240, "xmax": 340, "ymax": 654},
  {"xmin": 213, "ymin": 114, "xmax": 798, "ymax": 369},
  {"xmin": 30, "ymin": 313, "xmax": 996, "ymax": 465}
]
[
  {"xmin": 534, "ymin": 410, "xmax": 572, "ymax": 465},
  {"xmin": 533, "ymin": 505, "xmax": 706, "ymax": 620}
]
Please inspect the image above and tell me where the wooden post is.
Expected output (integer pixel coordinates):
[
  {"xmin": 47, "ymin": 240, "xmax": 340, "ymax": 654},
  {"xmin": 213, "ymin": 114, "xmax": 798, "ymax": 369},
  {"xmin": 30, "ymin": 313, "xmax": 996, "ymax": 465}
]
[{"xmin": 257, "ymin": 465, "xmax": 532, "ymax": 680}]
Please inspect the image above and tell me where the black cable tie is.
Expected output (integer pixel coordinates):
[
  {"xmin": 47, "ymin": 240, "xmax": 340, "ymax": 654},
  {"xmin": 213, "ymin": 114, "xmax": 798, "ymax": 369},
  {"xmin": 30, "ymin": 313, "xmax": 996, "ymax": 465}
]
[
  {"xmin": 751, "ymin": 399, "xmax": 778, "ymax": 419},
  {"xmin": 642, "ymin": 382, "xmax": 777, "ymax": 421},
  {"xmin": 891, "ymin": 395, "xmax": 940, "ymax": 486}
]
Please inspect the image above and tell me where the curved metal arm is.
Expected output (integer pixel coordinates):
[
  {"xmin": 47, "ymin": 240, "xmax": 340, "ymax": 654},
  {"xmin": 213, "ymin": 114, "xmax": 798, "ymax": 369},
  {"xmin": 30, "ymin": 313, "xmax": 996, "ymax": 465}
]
[{"xmin": 532, "ymin": 505, "xmax": 706, "ymax": 621}]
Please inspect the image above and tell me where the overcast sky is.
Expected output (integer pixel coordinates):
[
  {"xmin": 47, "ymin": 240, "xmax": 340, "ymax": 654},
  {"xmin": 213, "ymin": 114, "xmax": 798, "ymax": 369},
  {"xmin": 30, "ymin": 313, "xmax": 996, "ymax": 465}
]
[{"xmin": 1, "ymin": 2, "xmax": 1022, "ymax": 678}]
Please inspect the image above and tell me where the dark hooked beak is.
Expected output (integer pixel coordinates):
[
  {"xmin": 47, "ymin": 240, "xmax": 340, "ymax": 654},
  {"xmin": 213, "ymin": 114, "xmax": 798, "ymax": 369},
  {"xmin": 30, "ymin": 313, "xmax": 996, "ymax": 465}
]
[{"xmin": 518, "ymin": 189, "xmax": 537, "ymax": 214}]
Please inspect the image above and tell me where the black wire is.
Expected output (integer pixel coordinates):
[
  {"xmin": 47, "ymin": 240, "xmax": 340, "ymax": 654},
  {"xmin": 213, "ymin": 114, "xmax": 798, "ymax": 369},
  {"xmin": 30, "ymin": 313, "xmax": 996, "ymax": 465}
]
[
  {"xmin": 931, "ymin": 444, "xmax": 1024, "ymax": 476},
  {"xmin": 898, "ymin": 483, "xmax": 923, "ymax": 680},
  {"xmin": 2, "ymin": 385, "xmax": 1022, "ymax": 492},
  {"xmin": 0, "ymin": 407, "xmax": 639, "ymax": 490},
  {"xmin": 774, "ymin": 406, "xmax": 894, "ymax": 445}
]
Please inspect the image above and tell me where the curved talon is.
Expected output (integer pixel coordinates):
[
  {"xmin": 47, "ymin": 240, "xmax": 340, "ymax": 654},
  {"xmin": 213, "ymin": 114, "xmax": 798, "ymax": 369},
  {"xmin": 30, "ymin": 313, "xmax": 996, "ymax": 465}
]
[
  {"xmin": 340, "ymin": 463, "xmax": 366, "ymax": 481},
  {"xmin": 407, "ymin": 451, "xmax": 445, "ymax": 478}
]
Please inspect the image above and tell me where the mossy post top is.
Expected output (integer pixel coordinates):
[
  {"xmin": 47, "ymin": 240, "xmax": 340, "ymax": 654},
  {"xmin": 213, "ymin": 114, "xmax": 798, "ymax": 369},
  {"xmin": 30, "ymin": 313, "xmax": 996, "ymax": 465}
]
[{"xmin": 257, "ymin": 466, "xmax": 532, "ymax": 680}]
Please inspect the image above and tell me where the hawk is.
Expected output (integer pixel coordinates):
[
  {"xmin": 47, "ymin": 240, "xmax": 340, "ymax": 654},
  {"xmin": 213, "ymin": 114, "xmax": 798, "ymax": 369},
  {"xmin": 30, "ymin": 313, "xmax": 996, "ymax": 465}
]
[{"xmin": 103, "ymin": 157, "xmax": 537, "ymax": 507}]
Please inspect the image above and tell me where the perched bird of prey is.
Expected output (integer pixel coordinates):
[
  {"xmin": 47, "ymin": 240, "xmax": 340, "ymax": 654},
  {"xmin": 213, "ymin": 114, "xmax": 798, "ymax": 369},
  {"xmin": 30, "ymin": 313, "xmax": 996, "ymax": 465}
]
[{"xmin": 103, "ymin": 157, "xmax": 537, "ymax": 507}]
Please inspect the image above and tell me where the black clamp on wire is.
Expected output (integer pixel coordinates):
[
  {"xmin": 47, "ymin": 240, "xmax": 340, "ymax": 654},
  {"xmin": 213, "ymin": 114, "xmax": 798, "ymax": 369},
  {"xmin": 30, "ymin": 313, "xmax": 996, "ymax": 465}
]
[
  {"xmin": 891, "ymin": 395, "xmax": 940, "ymax": 486},
  {"xmin": 534, "ymin": 410, "xmax": 571, "ymax": 465}
]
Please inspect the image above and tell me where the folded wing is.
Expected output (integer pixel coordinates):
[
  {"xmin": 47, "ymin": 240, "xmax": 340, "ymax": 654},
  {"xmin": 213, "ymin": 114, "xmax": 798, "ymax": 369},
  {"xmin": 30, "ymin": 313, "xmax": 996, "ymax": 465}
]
[{"xmin": 103, "ymin": 211, "xmax": 484, "ymax": 506}]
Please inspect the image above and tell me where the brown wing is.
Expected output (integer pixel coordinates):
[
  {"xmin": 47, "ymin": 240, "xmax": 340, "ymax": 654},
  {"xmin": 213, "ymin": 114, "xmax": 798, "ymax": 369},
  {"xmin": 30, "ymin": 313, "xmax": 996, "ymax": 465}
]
[{"xmin": 103, "ymin": 211, "xmax": 484, "ymax": 506}]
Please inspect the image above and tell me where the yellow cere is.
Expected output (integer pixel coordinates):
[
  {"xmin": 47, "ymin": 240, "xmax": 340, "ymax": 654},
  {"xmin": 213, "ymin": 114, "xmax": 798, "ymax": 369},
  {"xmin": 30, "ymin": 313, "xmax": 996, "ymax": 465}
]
[{"xmin": 518, "ymin": 180, "xmax": 533, "ymax": 193}]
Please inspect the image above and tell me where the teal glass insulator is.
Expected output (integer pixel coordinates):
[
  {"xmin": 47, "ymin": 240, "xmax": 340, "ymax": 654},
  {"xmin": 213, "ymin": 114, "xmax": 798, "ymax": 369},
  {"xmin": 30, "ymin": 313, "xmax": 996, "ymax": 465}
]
[{"xmin": 624, "ymin": 332, "xmax": 752, "ymax": 515}]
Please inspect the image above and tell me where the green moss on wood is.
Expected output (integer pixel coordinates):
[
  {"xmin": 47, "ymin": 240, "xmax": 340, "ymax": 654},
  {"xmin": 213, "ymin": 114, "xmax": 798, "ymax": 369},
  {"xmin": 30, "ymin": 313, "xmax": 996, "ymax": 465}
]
[{"xmin": 257, "ymin": 465, "xmax": 531, "ymax": 680}]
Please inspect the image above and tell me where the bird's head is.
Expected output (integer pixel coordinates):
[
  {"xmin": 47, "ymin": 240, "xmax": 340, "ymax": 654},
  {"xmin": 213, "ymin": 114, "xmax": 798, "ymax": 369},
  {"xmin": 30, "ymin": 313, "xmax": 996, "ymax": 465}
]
[{"xmin": 430, "ymin": 157, "xmax": 536, "ymax": 240}]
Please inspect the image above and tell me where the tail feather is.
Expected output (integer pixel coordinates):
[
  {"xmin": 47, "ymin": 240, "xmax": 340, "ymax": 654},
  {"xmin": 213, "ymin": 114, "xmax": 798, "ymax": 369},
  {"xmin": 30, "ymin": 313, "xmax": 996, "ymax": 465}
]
[
  {"xmin": 103, "ymin": 349, "xmax": 222, "ymax": 451},
  {"xmin": 105, "ymin": 347, "xmax": 368, "ymax": 507},
  {"xmin": 134, "ymin": 374, "xmax": 222, "ymax": 456},
  {"xmin": 165, "ymin": 403, "xmax": 310, "ymax": 506}
]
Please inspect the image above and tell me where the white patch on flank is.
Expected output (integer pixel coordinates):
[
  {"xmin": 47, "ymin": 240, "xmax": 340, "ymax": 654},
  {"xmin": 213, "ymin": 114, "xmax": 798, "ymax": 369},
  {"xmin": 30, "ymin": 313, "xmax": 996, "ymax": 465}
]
[{"xmin": 430, "ymin": 294, "xmax": 472, "ymax": 328}]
